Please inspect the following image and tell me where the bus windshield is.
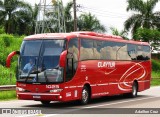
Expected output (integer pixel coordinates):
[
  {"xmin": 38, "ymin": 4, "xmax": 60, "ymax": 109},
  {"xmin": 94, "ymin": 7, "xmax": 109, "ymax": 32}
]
[{"xmin": 18, "ymin": 39, "xmax": 66, "ymax": 83}]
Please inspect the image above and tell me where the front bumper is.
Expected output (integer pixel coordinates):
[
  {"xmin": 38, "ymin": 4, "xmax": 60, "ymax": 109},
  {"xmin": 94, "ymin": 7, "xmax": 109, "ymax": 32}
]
[{"xmin": 17, "ymin": 92, "xmax": 63, "ymax": 101}]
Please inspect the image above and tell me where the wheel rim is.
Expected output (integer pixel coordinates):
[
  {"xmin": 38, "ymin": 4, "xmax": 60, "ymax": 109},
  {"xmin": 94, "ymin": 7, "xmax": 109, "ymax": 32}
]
[{"xmin": 82, "ymin": 89, "xmax": 88, "ymax": 103}]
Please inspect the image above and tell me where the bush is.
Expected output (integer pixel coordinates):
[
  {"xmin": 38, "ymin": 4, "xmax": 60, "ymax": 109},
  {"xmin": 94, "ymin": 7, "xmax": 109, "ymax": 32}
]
[
  {"xmin": 0, "ymin": 34, "xmax": 14, "ymax": 47},
  {"xmin": 0, "ymin": 65, "xmax": 16, "ymax": 85},
  {"xmin": 0, "ymin": 34, "xmax": 22, "ymax": 66},
  {"xmin": 0, "ymin": 27, "xmax": 5, "ymax": 34},
  {"xmin": 152, "ymin": 59, "xmax": 160, "ymax": 72},
  {"xmin": 0, "ymin": 34, "xmax": 23, "ymax": 85}
]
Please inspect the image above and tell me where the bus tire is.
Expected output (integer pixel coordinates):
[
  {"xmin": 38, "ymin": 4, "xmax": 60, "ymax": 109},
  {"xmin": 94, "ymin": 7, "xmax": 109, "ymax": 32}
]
[
  {"xmin": 81, "ymin": 86, "xmax": 90, "ymax": 105},
  {"xmin": 41, "ymin": 101, "xmax": 50, "ymax": 105},
  {"xmin": 130, "ymin": 82, "xmax": 138, "ymax": 98}
]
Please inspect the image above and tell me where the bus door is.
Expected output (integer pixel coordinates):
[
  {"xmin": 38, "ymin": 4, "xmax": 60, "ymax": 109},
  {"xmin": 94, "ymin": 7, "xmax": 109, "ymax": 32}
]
[{"xmin": 65, "ymin": 38, "xmax": 80, "ymax": 100}]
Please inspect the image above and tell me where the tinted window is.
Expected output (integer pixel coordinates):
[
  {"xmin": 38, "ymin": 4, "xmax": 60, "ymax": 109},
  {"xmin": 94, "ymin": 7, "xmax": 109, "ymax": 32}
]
[
  {"xmin": 100, "ymin": 41, "xmax": 116, "ymax": 60},
  {"xmin": 93, "ymin": 40, "xmax": 102, "ymax": 59},
  {"xmin": 116, "ymin": 42, "xmax": 130, "ymax": 60},
  {"xmin": 80, "ymin": 39, "xmax": 94, "ymax": 60},
  {"xmin": 143, "ymin": 46, "xmax": 151, "ymax": 60},
  {"xmin": 101, "ymin": 41, "xmax": 128, "ymax": 60},
  {"xmin": 80, "ymin": 38, "xmax": 150, "ymax": 61},
  {"xmin": 127, "ymin": 44, "xmax": 137, "ymax": 60},
  {"xmin": 42, "ymin": 40, "xmax": 65, "ymax": 55},
  {"xmin": 66, "ymin": 38, "xmax": 79, "ymax": 82},
  {"xmin": 68, "ymin": 38, "xmax": 79, "ymax": 63},
  {"xmin": 21, "ymin": 40, "xmax": 42, "ymax": 56},
  {"xmin": 137, "ymin": 45, "xmax": 144, "ymax": 60},
  {"xmin": 19, "ymin": 40, "xmax": 66, "ymax": 83}
]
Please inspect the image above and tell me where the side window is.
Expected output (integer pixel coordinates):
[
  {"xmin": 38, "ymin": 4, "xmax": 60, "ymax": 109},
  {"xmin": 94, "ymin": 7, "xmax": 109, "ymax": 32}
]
[
  {"xmin": 80, "ymin": 39, "xmax": 94, "ymax": 60},
  {"xmin": 143, "ymin": 46, "xmax": 151, "ymax": 60},
  {"xmin": 100, "ymin": 41, "xmax": 117, "ymax": 60},
  {"xmin": 127, "ymin": 44, "xmax": 137, "ymax": 60},
  {"xmin": 116, "ymin": 42, "xmax": 129, "ymax": 60},
  {"xmin": 137, "ymin": 45, "xmax": 143, "ymax": 60},
  {"xmin": 66, "ymin": 38, "xmax": 79, "ymax": 82},
  {"xmin": 100, "ymin": 41, "xmax": 116, "ymax": 60},
  {"xmin": 93, "ymin": 40, "xmax": 103, "ymax": 59},
  {"xmin": 100, "ymin": 41, "xmax": 132, "ymax": 61}
]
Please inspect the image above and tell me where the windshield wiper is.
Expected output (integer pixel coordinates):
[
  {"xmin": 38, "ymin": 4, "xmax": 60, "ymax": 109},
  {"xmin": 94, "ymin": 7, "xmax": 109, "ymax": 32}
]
[{"xmin": 44, "ymin": 71, "xmax": 48, "ymax": 83}]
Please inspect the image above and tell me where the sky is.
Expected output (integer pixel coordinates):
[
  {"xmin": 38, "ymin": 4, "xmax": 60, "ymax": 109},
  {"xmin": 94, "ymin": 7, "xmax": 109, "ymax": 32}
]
[{"xmin": 25, "ymin": 0, "xmax": 160, "ymax": 38}]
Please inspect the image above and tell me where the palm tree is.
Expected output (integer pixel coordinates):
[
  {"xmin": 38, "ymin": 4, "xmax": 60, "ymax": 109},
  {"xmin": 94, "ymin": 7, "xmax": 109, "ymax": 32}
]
[
  {"xmin": 110, "ymin": 27, "xmax": 128, "ymax": 39},
  {"xmin": 14, "ymin": 4, "xmax": 39, "ymax": 35},
  {"xmin": 64, "ymin": 1, "xmax": 74, "ymax": 32},
  {"xmin": 0, "ymin": 0, "xmax": 32, "ymax": 34},
  {"xmin": 25, "ymin": 4, "xmax": 39, "ymax": 35},
  {"xmin": 124, "ymin": 0, "xmax": 160, "ymax": 37},
  {"xmin": 78, "ymin": 13, "xmax": 106, "ymax": 33}
]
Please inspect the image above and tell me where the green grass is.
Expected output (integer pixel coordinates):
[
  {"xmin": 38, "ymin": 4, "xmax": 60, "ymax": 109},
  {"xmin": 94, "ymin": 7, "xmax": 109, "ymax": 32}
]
[
  {"xmin": 151, "ymin": 79, "xmax": 160, "ymax": 86},
  {"xmin": 151, "ymin": 71, "xmax": 160, "ymax": 78},
  {"xmin": 0, "ymin": 90, "xmax": 16, "ymax": 100},
  {"xmin": 0, "ymin": 65, "xmax": 16, "ymax": 85},
  {"xmin": 151, "ymin": 71, "xmax": 160, "ymax": 86}
]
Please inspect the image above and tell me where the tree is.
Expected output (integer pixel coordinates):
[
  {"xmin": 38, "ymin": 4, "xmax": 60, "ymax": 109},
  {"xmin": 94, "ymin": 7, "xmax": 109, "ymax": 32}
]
[
  {"xmin": 0, "ymin": 0, "xmax": 32, "ymax": 34},
  {"xmin": 134, "ymin": 28, "xmax": 160, "ymax": 42},
  {"xmin": 14, "ymin": 4, "xmax": 39, "ymax": 35},
  {"xmin": 78, "ymin": 13, "xmax": 106, "ymax": 33},
  {"xmin": 25, "ymin": 4, "xmax": 39, "ymax": 35},
  {"xmin": 124, "ymin": 0, "xmax": 160, "ymax": 37},
  {"xmin": 110, "ymin": 27, "xmax": 128, "ymax": 39},
  {"xmin": 64, "ymin": 1, "xmax": 74, "ymax": 32}
]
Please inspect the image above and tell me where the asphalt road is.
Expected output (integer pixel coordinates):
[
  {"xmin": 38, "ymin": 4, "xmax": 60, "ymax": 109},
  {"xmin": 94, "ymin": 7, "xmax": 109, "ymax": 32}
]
[{"xmin": 0, "ymin": 86, "xmax": 160, "ymax": 117}]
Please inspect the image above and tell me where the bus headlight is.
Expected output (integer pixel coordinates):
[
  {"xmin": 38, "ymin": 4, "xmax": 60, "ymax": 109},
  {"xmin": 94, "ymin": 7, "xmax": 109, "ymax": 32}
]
[
  {"xmin": 50, "ymin": 89, "xmax": 63, "ymax": 93},
  {"xmin": 16, "ymin": 87, "xmax": 26, "ymax": 92}
]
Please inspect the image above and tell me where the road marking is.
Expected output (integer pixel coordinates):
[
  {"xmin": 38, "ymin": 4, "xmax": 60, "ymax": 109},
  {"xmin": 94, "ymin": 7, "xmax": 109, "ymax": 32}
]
[{"xmin": 82, "ymin": 96, "xmax": 160, "ymax": 108}]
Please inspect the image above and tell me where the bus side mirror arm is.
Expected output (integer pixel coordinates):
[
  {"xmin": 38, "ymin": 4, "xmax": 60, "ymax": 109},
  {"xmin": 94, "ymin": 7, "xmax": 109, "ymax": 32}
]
[
  {"xmin": 6, "ymin": 51, "xmax": 20, "ymax": 68},
  {"xmin": 59, "ymin": 50, "xmax": 67, "ymax": 67}
]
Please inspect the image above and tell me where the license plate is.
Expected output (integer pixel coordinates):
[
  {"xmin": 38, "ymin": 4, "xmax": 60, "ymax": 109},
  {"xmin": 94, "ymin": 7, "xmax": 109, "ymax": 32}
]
[{"xmin": 33, "ymin": 96, "xmax": 41, "ymax": 99}]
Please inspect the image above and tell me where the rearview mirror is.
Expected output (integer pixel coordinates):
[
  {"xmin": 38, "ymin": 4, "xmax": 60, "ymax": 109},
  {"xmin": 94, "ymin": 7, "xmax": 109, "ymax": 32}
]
[
  {"xmin": 6, "ymin": 51, "xmax": 20, "ymax": 68},
  {"xmin": 59, "ymin": 50, "xmax": 67, "ymax": 67}
]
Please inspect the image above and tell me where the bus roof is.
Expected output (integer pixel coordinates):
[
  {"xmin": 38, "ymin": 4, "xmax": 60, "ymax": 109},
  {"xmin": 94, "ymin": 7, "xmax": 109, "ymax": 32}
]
[{"xmin": 24, "ymin": 31, "xmax": 149, "ymax": 46}]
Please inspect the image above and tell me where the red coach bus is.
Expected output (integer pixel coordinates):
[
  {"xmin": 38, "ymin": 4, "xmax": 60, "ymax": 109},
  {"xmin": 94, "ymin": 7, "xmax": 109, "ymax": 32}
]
[{"xmin": 6, "ymin": 32, "xmax": 151, "ymax": 105}]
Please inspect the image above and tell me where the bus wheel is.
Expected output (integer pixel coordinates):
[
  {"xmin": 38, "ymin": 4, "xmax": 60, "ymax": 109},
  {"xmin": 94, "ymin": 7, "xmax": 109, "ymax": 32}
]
[
  {"xmin": 130, "ymin": 82, "xmax": 138, "ymax": 98},
  {"xmin": 81, "ymin": 86, "xmax": 89, "ymax": 104},
  {"xmin": 41, "ymin": 101, "xmax": 50, "ymax": 105}
]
